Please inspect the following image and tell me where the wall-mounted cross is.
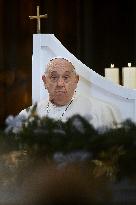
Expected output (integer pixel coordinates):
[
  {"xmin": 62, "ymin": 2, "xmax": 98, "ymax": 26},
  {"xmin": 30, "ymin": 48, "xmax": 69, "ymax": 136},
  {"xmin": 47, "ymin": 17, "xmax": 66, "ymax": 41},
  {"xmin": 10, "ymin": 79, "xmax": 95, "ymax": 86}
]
[{"xmin": 29, "ymin": 6, "xmax": 48, "ymax": 34}]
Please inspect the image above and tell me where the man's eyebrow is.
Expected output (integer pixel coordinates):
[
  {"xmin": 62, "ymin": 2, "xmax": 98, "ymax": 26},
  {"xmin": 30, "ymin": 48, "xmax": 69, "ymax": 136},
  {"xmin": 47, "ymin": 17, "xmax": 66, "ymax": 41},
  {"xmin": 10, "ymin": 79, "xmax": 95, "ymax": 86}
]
[
  {"xmin": 63, "ymin": 71, "xmax": 73, "ymax": 74},
  {"xmin": 63, "ymin": 71, "xmax": 70, "ymax": 74},
  {"xmin": 49, "ymin": 71, "xmax": 58, "ymax": 75}
]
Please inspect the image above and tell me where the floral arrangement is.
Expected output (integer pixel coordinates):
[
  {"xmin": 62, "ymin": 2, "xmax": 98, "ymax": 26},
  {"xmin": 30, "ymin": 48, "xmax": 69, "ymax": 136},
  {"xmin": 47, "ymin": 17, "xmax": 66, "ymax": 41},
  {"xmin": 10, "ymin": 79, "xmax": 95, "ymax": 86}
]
[
  {"xmin": 0, "ymin": 106, "xmax": 136, "ymax": 204},
  {"xmin": 1, "ymin": 105, "xmax": 136, "ymax": 182}
]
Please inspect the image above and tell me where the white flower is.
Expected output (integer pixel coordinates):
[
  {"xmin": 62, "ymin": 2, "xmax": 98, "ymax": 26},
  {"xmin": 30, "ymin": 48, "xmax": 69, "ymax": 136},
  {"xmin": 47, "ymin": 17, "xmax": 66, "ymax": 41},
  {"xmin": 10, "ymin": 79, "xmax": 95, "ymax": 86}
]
[
  {"xmin": 53, "ymin": 151, "xmax": 91, "ymax": 167},
  {"xmin": 5, "ymin": 114, "xmax": 26, "ymax": 134},
  {"xmin": 52, "ymin": 129, "xmax": 66, "ymax": 135},
  {"xmin": 72, "ymin": 116, "xmax": 85, "ymax": 133}
]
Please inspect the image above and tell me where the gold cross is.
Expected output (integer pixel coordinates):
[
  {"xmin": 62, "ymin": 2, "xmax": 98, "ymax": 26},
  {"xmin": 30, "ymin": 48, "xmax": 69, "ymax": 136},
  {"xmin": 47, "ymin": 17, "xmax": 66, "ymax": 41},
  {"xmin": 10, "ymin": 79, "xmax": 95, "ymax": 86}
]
[{"xmin": 29, "ymin": 6, "xmax": 48, "ymax": 34}]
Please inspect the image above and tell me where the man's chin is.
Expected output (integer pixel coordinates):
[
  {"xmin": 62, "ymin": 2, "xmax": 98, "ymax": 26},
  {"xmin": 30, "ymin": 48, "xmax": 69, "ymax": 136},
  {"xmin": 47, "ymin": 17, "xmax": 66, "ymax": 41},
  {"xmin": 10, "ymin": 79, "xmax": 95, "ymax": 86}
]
[
  {"xmin": 55, "ymin": 92, "xmax": 66, "ymax": 99},
  {"xmin": 52, "ymin": 97, "xmax": 68, "ymax": 106}
]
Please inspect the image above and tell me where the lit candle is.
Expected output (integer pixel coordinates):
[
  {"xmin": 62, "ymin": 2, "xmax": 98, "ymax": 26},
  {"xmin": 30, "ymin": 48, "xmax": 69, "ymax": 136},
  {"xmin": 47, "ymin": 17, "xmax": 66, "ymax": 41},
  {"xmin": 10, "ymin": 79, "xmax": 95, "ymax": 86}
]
[
  {"xmin": 122, "ymin": 63, "xmax": 136, "ymax": 89},
  {"xmin": 105, "ymin": 64, "xmax": 119, "ymax": 84}
]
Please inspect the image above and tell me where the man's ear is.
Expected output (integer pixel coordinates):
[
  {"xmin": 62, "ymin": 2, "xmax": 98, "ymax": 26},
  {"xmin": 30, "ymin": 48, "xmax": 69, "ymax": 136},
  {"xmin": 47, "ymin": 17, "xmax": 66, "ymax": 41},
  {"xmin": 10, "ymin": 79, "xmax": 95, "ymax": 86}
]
[
  {"xmin": 42, "ymin": 74, "xmax": 46, "ymax": 83},
  {"xmin": 76, "ymin": 74, "xmax": 79, "ymax": 83},
  {"xmin": 42, "ymin": 75, "xmax": 47, "ymax": 89}
]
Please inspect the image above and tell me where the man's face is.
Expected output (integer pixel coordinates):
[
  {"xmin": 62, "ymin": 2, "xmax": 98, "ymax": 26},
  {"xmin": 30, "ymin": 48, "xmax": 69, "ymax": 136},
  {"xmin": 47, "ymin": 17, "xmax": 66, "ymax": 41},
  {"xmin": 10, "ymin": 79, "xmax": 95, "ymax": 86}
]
[{"xmin": 42, "ymin": 59, "xmax": 79, "ymax": 106}]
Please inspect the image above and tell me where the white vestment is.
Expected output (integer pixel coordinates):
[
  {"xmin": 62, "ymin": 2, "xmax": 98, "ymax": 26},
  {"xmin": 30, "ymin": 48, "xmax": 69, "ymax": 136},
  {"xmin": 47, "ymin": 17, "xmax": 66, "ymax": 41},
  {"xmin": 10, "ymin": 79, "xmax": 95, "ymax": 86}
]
[{"xmin": 19, "ymin": 93, "xmax": 121, "ymax": 129}]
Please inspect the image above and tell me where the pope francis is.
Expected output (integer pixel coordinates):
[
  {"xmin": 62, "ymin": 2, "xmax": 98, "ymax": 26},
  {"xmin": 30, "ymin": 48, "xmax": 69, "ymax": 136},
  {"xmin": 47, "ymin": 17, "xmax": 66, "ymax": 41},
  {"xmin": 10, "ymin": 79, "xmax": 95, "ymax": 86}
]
[{"xmin": 19, "ymin": 57, "xmax": 121, "ymax": 129}]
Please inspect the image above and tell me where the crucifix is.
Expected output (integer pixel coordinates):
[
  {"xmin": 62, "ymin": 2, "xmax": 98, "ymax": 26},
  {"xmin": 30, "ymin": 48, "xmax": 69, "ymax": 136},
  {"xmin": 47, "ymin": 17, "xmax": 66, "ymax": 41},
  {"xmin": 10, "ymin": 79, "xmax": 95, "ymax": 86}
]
[{"xmin": 29, "ymin": 6, "xmax": 48, "ymax": 34}]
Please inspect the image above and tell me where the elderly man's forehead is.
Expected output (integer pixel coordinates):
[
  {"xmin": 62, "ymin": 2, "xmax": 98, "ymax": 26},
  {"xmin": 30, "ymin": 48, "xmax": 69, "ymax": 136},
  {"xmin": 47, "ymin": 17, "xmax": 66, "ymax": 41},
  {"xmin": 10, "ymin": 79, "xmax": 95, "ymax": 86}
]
[{"xmin": 47, "ymin": 58, "xmax": 75, "ymax": 72}]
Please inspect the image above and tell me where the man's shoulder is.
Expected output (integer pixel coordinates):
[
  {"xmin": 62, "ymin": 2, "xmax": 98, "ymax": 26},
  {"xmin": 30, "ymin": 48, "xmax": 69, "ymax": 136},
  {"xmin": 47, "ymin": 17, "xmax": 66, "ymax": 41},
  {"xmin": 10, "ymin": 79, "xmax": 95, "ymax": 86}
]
[
  {"xmin": 75, "ymin": 94, "xmax": 108, "ymax": 107},
  {"xmin": 18, "ymin": 99, "xmax": 48, "ymax": 117},
  {"xmin": 36, "ymin": 99, "xmax": 48, "ymax": 108},
  {"xmin": 72, "ymin": 94, "xmax": 104, "ymax": 113},
  {"xmin": 75, "ymin": 94, "xmax": 121, "ymax": 119}
]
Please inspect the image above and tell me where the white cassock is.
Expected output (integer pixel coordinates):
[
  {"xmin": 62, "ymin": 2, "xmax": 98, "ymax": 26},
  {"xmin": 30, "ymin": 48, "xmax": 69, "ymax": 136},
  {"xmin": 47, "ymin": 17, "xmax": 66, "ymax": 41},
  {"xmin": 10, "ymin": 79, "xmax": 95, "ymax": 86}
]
[{"xmin": 19, "ymin": 93, "xmax": 122, "ymax": 130}]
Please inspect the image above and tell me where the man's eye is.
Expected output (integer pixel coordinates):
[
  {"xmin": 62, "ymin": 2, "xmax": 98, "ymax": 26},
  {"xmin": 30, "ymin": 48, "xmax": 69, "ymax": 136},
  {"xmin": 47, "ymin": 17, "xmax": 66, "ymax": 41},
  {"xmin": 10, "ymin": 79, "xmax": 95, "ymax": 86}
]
[
  {"xmin": 63, "ymin": 76, "xmax": 70, "ymax": 80},
  {"xmin": 51, "ymin": 76, "xmax": 57, "ymax": 79}
]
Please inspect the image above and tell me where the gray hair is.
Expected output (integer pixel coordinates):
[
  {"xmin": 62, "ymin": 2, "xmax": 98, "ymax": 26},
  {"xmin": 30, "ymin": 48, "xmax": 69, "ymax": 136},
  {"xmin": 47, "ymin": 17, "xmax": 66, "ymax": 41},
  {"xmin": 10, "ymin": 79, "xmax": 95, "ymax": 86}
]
[{"xmin": 45, "ymin": 57, "xmax": 77, "ymax": 74}]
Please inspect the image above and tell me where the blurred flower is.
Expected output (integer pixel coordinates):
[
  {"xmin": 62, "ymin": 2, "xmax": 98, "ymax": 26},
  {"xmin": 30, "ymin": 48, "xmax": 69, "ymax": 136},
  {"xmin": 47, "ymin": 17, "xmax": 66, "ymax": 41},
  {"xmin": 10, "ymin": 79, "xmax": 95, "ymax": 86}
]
[
  {"xmin": 5, "ymin": 114, "xmax": 26, "ymax": 134},
  {"xmin": 52, "ymin": 129, "xmax": 66, "ymax": 135},
  {"xmin": 53, "ymin": 151, "xmax": 91, "ymax": 167},
  {"xmin": 71, "ymin": 116, "xmax": 86, "ymax": 133}
]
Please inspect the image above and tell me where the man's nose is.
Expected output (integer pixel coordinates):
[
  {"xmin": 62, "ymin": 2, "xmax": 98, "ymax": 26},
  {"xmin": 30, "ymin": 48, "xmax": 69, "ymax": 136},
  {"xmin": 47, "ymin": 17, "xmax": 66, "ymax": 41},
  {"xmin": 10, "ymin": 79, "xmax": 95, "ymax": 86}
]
[{"xmin": 57, "ymin": 77, "xmax": 65, "ymax": 86}]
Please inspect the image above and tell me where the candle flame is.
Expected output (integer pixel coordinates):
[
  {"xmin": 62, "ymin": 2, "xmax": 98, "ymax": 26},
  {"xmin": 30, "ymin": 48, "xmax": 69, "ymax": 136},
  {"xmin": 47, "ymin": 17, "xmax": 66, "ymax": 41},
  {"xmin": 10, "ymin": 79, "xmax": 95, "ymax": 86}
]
[
  {"xmin": 111, "ymin": 64, "xmax": 114, "ymax": 68},
  {"xmin": 128, "ymin": 63, "xmax": 131, "ymax": 67}
]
